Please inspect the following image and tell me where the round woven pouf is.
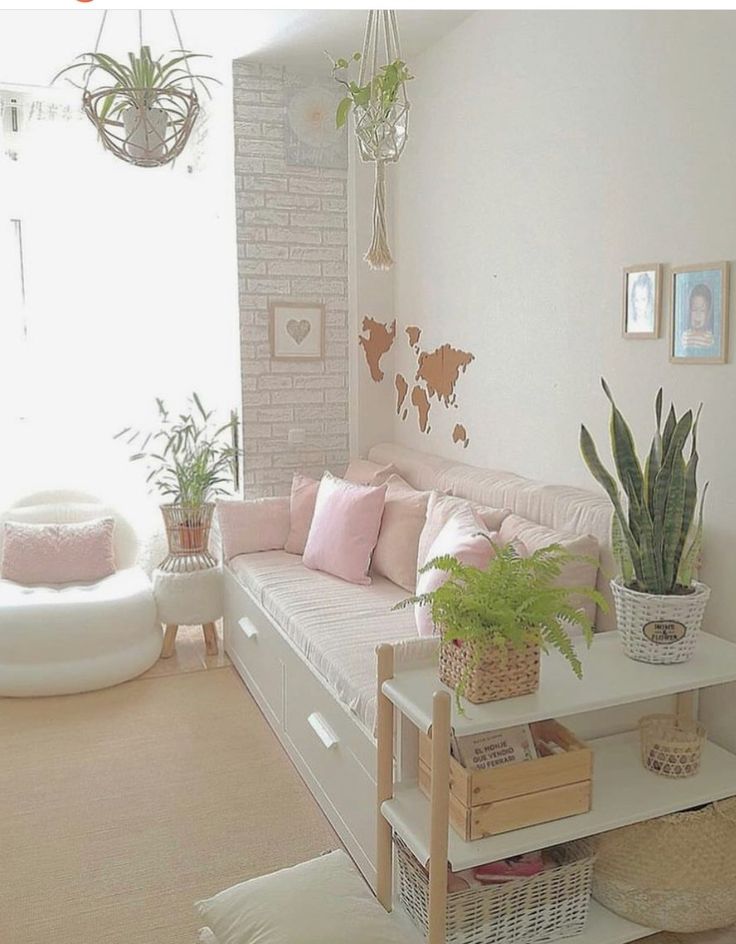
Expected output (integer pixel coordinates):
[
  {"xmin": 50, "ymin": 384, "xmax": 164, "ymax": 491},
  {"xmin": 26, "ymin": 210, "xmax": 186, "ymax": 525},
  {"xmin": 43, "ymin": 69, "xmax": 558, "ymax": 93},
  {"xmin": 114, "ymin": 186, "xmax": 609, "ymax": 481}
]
[{"xmin": 152, "ymin": 567, "xmax": 224, "ymax": 658}]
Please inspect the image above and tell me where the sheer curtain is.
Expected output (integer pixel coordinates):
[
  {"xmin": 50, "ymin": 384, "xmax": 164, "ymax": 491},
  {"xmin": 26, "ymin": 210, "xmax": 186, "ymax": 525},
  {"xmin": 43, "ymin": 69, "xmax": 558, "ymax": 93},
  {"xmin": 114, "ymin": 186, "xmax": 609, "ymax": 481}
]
[{"xmin": 0, "ymin": 85, "xmax": 240, "ymax": 526}]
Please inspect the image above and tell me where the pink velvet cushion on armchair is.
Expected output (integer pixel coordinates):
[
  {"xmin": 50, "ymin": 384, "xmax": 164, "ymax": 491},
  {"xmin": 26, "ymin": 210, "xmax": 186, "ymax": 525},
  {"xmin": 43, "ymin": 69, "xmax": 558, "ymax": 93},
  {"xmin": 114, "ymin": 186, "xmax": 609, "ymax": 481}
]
[
  {"xmin": 1, "ymin": 517, "xmax": 116, "ymax": 585},
  {"xmin": 415, "ymin": 506, "xmax": 496, "ymax": 637},
  {"xmin": 303, "ymin": 473, "xmax": 387, "ymax": 585}
]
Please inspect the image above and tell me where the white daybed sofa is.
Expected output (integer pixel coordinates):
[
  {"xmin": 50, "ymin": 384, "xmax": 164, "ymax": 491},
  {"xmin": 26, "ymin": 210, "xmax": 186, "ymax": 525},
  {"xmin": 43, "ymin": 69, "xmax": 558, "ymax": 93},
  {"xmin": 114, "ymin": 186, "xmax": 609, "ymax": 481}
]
[{"xmin": 224, "ymin": 443, "xmax": 616, "ymax": 888}]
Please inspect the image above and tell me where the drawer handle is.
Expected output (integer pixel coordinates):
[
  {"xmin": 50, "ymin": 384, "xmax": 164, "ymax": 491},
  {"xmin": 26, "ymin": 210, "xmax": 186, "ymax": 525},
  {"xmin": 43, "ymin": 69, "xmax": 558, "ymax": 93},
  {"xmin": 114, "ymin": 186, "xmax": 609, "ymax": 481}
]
[
  {"xmin": 238, "ymin": 617, "xmax": 258, "ymax": 640},
  {"xmin": 307, "ymin": 712, "xmax": 339, "ymax": 750}
]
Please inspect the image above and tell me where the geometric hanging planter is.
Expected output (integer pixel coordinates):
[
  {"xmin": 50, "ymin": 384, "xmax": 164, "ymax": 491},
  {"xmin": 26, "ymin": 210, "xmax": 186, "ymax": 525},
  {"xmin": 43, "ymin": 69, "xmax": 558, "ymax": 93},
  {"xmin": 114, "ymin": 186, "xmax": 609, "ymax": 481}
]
[
  {"xmin": 54, "ymin": 11, "xmax": 217, "ymax": 169},
  {"xmin": 82, "ymin": 84, "xmax": 199, "ymax": 168},
  {"xmin": 330, "ymin": 10, "xmax": 412, "ymax": 270}
]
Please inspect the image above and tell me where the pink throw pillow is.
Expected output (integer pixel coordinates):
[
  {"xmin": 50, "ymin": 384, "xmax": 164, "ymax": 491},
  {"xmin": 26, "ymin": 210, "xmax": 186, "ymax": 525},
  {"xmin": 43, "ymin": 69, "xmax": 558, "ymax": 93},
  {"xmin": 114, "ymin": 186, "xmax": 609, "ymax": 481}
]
[
  {"xmin": 372, "ymin": 475, "xmax": 431, "ymax": 592},
  {"xmin": 216, "ymin": 497, "xmax": 290, "ymax": 560},
  {"xmin": 1, "ymin": 517, "xmax": 116, "ymax": 585},
  {"xmin": 303, "ymin": 473, "xmax": 387, "ymax": 585},
  {"xmin": 344, "ymin": 458, "xmax": 398, "ymax": 486},
  {"xmin": 284, "ymin": 474, "xmax": 320, "ymax": 555},
  {"xmin": 415, "ymin": 507, "xmax": 496, "ymax": 637},
  {"xmin": 417, "ymin": 492, "xmax": 510, "ymax": 572}
]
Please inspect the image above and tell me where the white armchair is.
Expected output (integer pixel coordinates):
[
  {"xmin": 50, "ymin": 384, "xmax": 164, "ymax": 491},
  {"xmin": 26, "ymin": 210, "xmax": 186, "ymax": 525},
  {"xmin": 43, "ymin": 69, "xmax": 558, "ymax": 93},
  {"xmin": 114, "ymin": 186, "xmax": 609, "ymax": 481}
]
[{"xmin": 0, "ymin": 491, "xmax": 162, "ymax": 696}]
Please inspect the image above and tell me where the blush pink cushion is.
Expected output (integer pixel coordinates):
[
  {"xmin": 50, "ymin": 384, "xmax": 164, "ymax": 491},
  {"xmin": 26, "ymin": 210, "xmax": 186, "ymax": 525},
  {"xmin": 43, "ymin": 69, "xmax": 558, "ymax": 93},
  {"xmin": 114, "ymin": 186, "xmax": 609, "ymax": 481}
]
[
  {"xmin": 417, "ymin": 492, "xmax": 510, "ymax": 572},
  {"xmin": 284, "ymin": 474, "xmax": 320, "ymax": 555},
  {"xmin": 303, "ymin": 473, "xmax": 387, "ymax": 585},
  {"xmin": 216, "ymin": 497, "xmax": 290, "ymax": 560},
  {"xmin": 1, "ymin": 517, "xmax": 116, "ymax": 585},
  {"xmin": 415, "ymin": 506, "xmax": 496, "ymax": 637},
  {"xmin": 344, "ymin": 459, "xmax": 398, "ymax": 487},
  {"xmin": 498, "ymin": 514, "xmax": 599, "ymax": 623},
  {"xmin": 372, "ymin": 475, "xmax": 431, "ymax": 592}
]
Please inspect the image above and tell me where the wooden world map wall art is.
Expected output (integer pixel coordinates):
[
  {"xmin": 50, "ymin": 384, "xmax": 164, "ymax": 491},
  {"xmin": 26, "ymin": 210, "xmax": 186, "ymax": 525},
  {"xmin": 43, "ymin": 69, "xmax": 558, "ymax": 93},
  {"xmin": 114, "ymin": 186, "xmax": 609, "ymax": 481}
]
[{"xmin": 358, "ymin": 318, "xmax": 475, "ymax": 448}]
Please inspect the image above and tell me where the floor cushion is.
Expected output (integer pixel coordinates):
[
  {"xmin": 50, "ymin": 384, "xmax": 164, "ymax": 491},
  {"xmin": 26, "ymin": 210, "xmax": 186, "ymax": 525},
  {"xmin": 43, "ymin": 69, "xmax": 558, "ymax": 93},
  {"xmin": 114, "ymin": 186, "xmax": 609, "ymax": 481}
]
[{"xmin": 195, "ymin": 850, "xmax": 416, "ymax": 944}]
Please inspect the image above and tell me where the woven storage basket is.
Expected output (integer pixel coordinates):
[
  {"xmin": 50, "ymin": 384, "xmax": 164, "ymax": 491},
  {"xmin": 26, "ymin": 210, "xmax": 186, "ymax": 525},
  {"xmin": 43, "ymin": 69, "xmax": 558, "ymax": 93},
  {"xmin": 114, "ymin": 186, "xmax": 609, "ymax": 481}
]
[
  {"xmin": 611, "ymin": 577, "xmax": 710, "ymax": 664},
  {"xmin": 592, "ymin": 797, "xmax": 736, "ymax": 932},
  {"xmin": 396, "ymin": 838, "xmax": 594, "ymax": 944},
  {"xmin": 439, "ymin": 640, "xmax": 540, "ymax": 704},
  {"xmin": 639, "ymin": 713, "xmax": 706, "ymax": 778}
]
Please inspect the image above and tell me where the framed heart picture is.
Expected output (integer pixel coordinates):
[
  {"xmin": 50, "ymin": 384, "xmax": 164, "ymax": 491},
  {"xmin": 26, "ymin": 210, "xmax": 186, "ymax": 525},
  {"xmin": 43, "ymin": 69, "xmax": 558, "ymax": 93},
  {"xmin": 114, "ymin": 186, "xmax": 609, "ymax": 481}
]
[{"xmin": 269, "ymin": 301, "xmax": 325, "ymax": 360}]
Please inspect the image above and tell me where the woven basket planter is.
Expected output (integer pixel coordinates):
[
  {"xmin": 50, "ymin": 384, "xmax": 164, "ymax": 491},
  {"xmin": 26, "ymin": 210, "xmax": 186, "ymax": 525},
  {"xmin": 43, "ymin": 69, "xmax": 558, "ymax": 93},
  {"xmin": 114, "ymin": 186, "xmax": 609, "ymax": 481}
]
[
  {"xmin": 639, "ymin": 713, "xmax": 706, "ymax": 778},
  {"xmin": 396, "ymin": 837, "xmax": 594, "ymax": 944},
  {"xmin": 611, "ymin": 577, "xmax": 710, "ymax": 664},
  {"xmin": 592, "ymin": 797, "xmax": 736, "ymax": 932},
  {"xmin": 158, "ymin": 503, "xmax": 216, "ymax": 574},
  {"xmin": 439, "ymin": 639, "xmax": 540, "ymax": 705}
]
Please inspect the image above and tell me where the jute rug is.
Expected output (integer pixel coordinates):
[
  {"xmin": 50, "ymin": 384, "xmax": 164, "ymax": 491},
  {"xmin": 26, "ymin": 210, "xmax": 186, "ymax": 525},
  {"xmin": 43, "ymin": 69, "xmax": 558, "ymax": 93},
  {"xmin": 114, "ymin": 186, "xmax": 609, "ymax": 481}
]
[{"xmin": 0, "ymin": 667, "xmax": 339, "ymax": 944}]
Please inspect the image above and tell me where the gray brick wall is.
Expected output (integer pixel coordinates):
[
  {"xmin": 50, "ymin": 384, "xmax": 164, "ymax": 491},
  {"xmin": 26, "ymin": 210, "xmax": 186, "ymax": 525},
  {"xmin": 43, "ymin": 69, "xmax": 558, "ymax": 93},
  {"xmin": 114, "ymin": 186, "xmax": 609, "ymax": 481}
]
[{"xmin": 233, "ymin": 60, "xmax": 350, "ymax": 497}]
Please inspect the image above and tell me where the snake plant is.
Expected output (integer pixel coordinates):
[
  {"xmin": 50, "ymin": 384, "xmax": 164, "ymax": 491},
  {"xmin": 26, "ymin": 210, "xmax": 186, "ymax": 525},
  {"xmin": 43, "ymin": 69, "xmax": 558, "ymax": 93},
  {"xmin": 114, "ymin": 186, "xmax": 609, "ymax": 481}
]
[{"xmin": 580, "ymin": 379, "xmax": 707, "ymax": 596}]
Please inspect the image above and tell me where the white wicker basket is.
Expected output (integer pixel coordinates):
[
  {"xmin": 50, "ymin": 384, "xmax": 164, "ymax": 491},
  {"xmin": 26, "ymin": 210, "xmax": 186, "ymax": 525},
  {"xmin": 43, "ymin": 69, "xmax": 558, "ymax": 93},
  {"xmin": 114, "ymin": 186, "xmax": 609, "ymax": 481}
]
[
  {"xmin": 611, "ymin": 578, "xmax": 710, "ymax": 664},
  {"xmin": 396, "ymin": 838, "xmax": 595, "ymax": 944}
]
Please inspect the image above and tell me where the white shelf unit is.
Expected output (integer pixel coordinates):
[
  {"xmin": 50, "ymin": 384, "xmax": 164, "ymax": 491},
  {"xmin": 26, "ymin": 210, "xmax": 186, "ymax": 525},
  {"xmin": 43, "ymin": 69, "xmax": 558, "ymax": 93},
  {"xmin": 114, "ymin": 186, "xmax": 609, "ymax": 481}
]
[
  {"xmin": 382, "ymin": 631, "xmax": 736, "ymax": 736},
  {"xmin": 374, "ymin": 634, "xmax": 736, "ymax": 944}
]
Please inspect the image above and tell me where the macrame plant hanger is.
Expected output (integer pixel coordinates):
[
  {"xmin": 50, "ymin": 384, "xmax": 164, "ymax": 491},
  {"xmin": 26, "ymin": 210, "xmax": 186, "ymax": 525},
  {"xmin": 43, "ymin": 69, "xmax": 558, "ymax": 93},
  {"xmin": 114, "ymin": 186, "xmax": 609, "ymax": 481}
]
[
  {"xmin": 355, "ymin": 10, "xmax": 409, "ymax": 270},
  {"xmin": 82, "ymin": 9, "xmax": 200, "ymax": 168}
]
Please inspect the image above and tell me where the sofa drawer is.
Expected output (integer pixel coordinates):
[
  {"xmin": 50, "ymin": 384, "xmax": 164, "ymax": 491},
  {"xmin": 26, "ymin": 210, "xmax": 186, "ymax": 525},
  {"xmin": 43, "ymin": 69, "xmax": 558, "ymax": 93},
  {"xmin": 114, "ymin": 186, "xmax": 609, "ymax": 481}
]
[
  {"xmin": 225, "ymin": 575, "xmax": 283, "ymax": 725},
  {"xmin": 285, "ymin": 663, "xmax": 376, "ymax": 862}
]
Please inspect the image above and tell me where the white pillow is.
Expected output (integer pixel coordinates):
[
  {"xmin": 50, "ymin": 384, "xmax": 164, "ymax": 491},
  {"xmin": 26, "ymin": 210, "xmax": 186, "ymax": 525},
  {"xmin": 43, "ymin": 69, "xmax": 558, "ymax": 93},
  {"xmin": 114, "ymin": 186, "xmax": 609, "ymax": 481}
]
[{"xmin": 195, "ymin": 850, "xmax": 410, "ymax": 944}]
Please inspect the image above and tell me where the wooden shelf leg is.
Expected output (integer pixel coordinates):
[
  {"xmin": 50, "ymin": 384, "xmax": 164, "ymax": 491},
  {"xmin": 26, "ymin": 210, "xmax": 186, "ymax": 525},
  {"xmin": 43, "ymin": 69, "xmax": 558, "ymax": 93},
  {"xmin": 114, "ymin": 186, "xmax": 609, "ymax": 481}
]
[
  {"xmin": 203, "ymin": 622, "xmax": 219, "ymax": 656},
  {"xmin": 428, "ymin": 690, "xmax": 451, "ymax": 944},
  {"xmin": 676, "ymin": 689, "xmax": 697, "ymax": 719},
  {"xmin": 161, "ymin": 624, "xmax": 178, "ymax": 659},
  {"xmin": 376, "ymin": 644, "xmax": 395, "ymax": 911}
]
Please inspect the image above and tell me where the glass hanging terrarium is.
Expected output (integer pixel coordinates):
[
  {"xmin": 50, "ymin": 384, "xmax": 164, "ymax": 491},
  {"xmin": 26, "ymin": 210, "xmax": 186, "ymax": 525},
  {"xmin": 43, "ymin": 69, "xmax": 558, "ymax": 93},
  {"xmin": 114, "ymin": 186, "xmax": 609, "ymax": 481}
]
[
  {"xmin": 330, "ymin": 10, "xmax": 411, "ymax": 270},
  {"xmin": 54, "ymin": 11, "xmax": 218, "ymax": 169}
]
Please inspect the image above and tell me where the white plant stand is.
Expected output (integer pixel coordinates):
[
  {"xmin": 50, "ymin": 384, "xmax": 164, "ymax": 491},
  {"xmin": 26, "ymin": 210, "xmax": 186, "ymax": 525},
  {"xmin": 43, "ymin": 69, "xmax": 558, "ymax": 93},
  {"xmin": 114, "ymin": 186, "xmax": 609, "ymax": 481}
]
[{"xmin": 375, "ymin": 632, "xmax": 736, "ymax": 944}]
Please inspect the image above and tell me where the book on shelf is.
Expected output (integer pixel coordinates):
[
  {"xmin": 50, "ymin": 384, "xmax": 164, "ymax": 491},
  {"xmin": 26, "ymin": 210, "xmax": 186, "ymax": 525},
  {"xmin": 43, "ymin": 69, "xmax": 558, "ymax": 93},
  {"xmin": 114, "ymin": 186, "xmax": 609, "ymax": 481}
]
[{"xmin": 452, "ymin": 723, "xmax": 538, "ymax": 771}]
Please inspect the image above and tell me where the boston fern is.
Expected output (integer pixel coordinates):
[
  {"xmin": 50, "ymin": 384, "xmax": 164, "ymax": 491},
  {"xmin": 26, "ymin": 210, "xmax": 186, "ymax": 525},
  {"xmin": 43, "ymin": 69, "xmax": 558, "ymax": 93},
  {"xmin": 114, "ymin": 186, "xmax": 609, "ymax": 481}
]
[
  {"xmin": 396, "ymin": 541, "xmax": 603, "ymax": 695},
  {"xmin": 580, "ymin": 379, "xmax": 706, "ymax": 596}
]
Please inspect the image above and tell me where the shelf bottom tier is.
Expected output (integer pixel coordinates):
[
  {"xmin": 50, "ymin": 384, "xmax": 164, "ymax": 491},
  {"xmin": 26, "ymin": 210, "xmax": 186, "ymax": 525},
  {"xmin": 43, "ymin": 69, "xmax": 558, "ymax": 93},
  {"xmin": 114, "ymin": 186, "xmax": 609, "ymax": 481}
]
[{"xmin": 392, "ymin": 897, "xmax": 657, "ymax": 944}]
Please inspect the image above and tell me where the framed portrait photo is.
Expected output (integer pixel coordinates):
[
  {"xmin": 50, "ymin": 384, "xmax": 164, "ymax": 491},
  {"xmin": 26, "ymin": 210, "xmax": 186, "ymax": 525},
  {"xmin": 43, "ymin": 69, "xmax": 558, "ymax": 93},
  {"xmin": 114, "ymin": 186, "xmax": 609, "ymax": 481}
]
[
  {"xmin": 622, "ymin": 264, "xmax": 662, "ymax": 338},
  {"xmin": 269, "ymin": 301, "xmax": 325, "ymax": 361},
  {"xmin": 671, "ymin": 262, "xmax": 729, "ymax": 364}
]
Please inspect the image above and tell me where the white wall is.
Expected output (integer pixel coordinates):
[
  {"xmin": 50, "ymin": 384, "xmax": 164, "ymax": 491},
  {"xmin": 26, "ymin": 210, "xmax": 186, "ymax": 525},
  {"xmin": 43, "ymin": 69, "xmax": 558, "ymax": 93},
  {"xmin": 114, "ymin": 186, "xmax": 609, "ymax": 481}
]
[{"xmin": 390, "ymin": 11, "xmax": 736, "ymax": 749}]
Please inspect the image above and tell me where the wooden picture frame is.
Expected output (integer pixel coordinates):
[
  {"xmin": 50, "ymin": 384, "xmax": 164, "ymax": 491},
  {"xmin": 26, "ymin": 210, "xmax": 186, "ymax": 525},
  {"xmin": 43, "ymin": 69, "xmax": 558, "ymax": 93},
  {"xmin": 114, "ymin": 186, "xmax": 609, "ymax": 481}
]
[
  {"xmin": 622, "ymin": 264, "xmax": 662, "ymax": 339},
  {"xmin": 670, "ymin": 262, "xmax": 729, "ymax": 364},
  {"xmin": 269, "ymin": 300, "xmax": 325, "ymax": 361}
]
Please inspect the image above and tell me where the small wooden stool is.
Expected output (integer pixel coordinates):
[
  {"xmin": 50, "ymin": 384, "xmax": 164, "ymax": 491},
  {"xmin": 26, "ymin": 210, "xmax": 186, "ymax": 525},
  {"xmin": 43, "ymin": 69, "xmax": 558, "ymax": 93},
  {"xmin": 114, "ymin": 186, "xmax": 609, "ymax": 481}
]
[
  {"xmin": 162, "ymin": 622, "xmax": 219, "ymax": 659},
  {"xmin": 152, "ymin": 566, "xmax": 224, "ymax": 661}
]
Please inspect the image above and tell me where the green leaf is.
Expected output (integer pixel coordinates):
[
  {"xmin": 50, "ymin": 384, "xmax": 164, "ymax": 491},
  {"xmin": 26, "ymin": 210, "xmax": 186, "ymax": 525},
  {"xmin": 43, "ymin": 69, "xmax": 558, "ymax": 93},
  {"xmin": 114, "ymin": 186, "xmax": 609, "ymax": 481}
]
[{"xmin": 335, "ymin": 97, "xmax": 351, "ymax": 129}]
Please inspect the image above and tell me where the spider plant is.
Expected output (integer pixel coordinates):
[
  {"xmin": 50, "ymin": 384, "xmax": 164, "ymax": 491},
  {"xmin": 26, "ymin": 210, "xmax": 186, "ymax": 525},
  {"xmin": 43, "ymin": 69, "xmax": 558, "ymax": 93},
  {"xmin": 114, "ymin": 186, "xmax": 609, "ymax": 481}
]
[
  {"xmin": 53, "ymin": 45, "xmax": 219, "ymax": 120},
  {"xmin": 116, "ymin": 393, "xmax": 240, "ymax": 509},
  {"xmin": 327, "ymin": 50, "xmax": 412, "ymax": 129}
]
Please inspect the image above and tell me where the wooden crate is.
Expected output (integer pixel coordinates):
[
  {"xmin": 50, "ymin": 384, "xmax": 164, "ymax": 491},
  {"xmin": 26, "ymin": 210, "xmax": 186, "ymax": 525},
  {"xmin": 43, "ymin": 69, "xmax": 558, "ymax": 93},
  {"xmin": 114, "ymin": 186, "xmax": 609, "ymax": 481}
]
[{"xmin": 418, "ymin": 719, "xmax": 593, "ymax": 841}]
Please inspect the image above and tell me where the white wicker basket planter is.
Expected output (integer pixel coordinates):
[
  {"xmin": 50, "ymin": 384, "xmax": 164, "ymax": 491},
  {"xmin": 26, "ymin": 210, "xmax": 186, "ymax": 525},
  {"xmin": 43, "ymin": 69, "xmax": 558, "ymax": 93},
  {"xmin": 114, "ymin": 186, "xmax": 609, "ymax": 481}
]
[
  {"xmin": 611, "ymin": 577, "xmax": 710, "ymax": 665},
  {"xmin": 396, "ymin": 838, "xmax": 594, "ymax": 944}
]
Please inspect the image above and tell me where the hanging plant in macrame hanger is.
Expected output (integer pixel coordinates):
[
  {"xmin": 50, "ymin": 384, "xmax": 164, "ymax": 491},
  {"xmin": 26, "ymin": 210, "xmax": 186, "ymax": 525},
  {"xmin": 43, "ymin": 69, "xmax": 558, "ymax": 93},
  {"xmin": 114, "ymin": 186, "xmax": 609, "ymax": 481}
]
[
  {"xmin": 53, "ymin": 10, "xmax": 219, "ymax": 168},
  {"xmin": 329, "ymin": 10, "xmax": 412, "ymax": 270}
]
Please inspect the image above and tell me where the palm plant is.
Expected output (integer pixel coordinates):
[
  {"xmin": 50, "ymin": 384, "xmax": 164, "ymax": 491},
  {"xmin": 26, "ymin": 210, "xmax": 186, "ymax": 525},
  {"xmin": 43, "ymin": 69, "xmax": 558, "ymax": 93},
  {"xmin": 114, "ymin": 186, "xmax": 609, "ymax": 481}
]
[
  {"xmin": 117, "ymin": 393, "xmax": 239, "ymax": 509},
  {"xmin": 54, "ymin": 45, "xmax": 219, "ymax": 119},
  {"xmin": 396, "ymin": 541, "xmax": 603, "ymax": 705},
  {"xmin": 580, "ymin": 379, "xmax": 706, "ymax": 596}
]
